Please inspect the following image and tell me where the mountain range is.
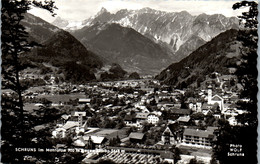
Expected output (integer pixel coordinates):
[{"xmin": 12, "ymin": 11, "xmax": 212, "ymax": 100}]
[
  {"xmin": 21, "ymin": 7, "xmax": 241, "ymax": 82},
  {"xmin": 54, "ymin": 8, "xmax": 238, "ymax": 49},
  {"xmin": 52, "ymin": 7, "xmax": 239, "ymax": 74}
]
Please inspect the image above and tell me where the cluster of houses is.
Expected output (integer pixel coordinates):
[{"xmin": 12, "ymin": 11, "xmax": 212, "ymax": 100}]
[
  {"xmin": 186, "ymin": 84, "xmax": 246, "ymax": 126},
  {"xmin": 51, "ymin": 106, "xmax": 218, "ymax": 164},
  {"xmin": 160, "ymin": 122, "xmax": 218, "ymax": 148},
  {"xmin": 7, "ymin": 74, "xmax": 247, "ymax": 163}
]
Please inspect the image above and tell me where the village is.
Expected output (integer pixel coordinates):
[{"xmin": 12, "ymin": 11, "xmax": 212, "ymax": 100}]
[{"xmin": 2, "ymin": 72, "xmax": 248, "ymax": 164}]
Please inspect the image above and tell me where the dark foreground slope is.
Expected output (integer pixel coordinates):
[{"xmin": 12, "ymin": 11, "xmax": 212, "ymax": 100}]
[{"xmin": 28, "ymin": 30, "xmax": 103, "ymax": 83}]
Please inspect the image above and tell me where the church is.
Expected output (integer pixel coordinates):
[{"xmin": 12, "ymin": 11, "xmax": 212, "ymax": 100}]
[{"xmin": 207, "ymin": 85, "xmax": 224, "ymax": 112}]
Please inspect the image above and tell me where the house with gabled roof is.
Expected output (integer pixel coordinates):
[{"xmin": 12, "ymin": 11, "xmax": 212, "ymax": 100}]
[
  {"xmin": 73, "ymin": 137, "xmax": 87, "ymax": 147},
  {"xmin": 124, "ymin": 113, "xmax": 137, "ymax": 127},
  {"xmin": 157, "ymin": 102, "xmax": 175, "ymax": 109},
  {"xmin": 177, "ymin": 116, "xmax": 191, "ymax": 126},
  {"xmin": 52, "ymin": 121, "xmax": 80, "ymax": 138},
  {"xmin": 63, "ymin": 121, "xmax": 79, "ymax": 130},
  {"xmin": 161, "ymin": 122, "xmax": 182, "ymax": 145},
  {"xmin": 135, "ymin": 112, "xmax": 149, "ymax": 127},
  {"xmin": 52, "ymin": 127, "xmax": 66, "ymax": 138},
  {"xmin": 129, "ymin": 132, "xmax": 145, "ymax": 143},
  {"xmin": 83, "ymin": 135, "xmax": 106, "ymax": 145}
]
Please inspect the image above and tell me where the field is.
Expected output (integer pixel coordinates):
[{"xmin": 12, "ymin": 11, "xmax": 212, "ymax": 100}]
[
  {"xmin": 37, "ymin": 93, "xmax": 86, "ymax": 103},
  {"xmin": 178, "ymin": 145, "xmax": 212, "ymax": 157},
  {"xmin": 24, "ymin": 92, "xmax": 86, "ymax": 113}
]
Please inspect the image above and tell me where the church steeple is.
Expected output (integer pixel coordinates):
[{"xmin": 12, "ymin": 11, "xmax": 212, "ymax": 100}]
[{"xmin": 208, "ymin": 85, "xmax": 212, "ymax": 104}]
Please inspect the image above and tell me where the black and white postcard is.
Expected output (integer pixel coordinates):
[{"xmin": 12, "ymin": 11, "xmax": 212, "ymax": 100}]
[{"xmin": 1, "ymin": 0, "xmax": 258, "ymax": 163}]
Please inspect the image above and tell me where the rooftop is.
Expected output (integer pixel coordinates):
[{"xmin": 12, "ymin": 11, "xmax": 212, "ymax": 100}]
[
  {"xmin": 71, "ymin": 111, "xmax": 86, "ymax": 117},
  {"xmin": 166, "ymin": 122, "xmax": 180, "ymax": 134},
  {"xmin": 78, "ymin": 98, "xmax": 91, "ymax": 103},
  {"xmin": 94, "ymin": 129, "xmax": 119, "ymax": 137},
  {"xmin": 83, "ymin": 136, "xmax": 105, "ymax": 144},
  {"xmin": 183, "ymin": 128, "xmax": 215, "ymax": 138},
  {"xmin": 177, "ymin": 116, "xmax": 190, "ymax": 122},
  {"xmin": 170, "ymin": 108, "xmax": 191, "ymax": 115},
  {"xmin": 129, "ymin": 132, "xmax": 145, "ymax": 140},
  {"xmin": 211, "ymin": 95, "xmax": 223, "ymax": 101},
  {"xmin": 135, "ymin": 112, "xmax": 149, "ymax": 119},
  {"xmin": 62, "ymin": 121, "xmax": 79, "ymax": 130}
]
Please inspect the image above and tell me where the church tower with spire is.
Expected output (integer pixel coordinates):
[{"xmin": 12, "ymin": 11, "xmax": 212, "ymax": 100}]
[{"xmin": 208, "ymin": 85, "xmax": 212, "ymax": 104}]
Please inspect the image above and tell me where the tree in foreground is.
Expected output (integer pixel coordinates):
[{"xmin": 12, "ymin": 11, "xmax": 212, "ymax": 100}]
[
  {"xmin": 1, "ymin": 0, "xmax": 56, "ymax": 163},
  {"xmin": 212, "ymin": 1, "xmax": 258, "ymax": 164},
  {"xmin": 2, "ymin": 0, "xmax": 56, "ymax": 133}
]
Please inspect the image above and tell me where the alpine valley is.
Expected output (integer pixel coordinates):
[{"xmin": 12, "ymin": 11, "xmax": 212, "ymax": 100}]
[
  {"xmin": 53, "ymin": 7, "xmax": 239, "ymax": 75},
  {"xmin": 22, "ymin": 7, "xmax": 240, "ymax": 82},
  {"xmin": 2, "ymin": 1, "xmax": 257, "ymax": 163}
]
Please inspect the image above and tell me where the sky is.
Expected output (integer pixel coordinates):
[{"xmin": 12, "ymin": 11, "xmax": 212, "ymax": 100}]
[{"xmin": 29, "ymin": 0, "xmax": 248, "ymax": 23}]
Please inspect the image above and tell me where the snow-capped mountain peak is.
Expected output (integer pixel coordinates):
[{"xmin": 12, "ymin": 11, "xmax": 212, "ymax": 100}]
[{"xmin": 52, "ymin": 7, "xmax": 239, "ymax": 58}]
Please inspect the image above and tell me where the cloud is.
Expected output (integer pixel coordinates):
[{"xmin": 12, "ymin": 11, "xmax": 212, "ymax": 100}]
[
  {"xmin": 100, "ymin": 1, "xmax": 144, "ymax": 12},
  {"xmin": 29, "ymin": 0, "xmax": 244, "ymax": 23}
]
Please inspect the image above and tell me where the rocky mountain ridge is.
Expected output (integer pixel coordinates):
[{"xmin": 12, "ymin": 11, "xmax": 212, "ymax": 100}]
[{"xmin": 53, "ymin": 7, "xmax": 239, "ymax": 57}]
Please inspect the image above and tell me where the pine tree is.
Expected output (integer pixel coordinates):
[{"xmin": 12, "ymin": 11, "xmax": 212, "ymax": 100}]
[
  {"xmin": 1, "ymin": 0, "xmax": 56, "ymax": 162},
  {"xmin": 212, "ymin": 1, "xmax": 258, "ymax": 164},
  {"xmin": 233, "ymin": 1, "xmax": 258, "ymax": 125},
  {"xmin": 2, "ymin": 0, "xmax": 56, "ymax": 134}
]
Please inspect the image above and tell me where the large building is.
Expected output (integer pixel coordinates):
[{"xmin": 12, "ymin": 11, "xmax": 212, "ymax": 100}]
[{"xmin": 182, "ymin": 127, "xmax": 218, "ymax": 148}]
